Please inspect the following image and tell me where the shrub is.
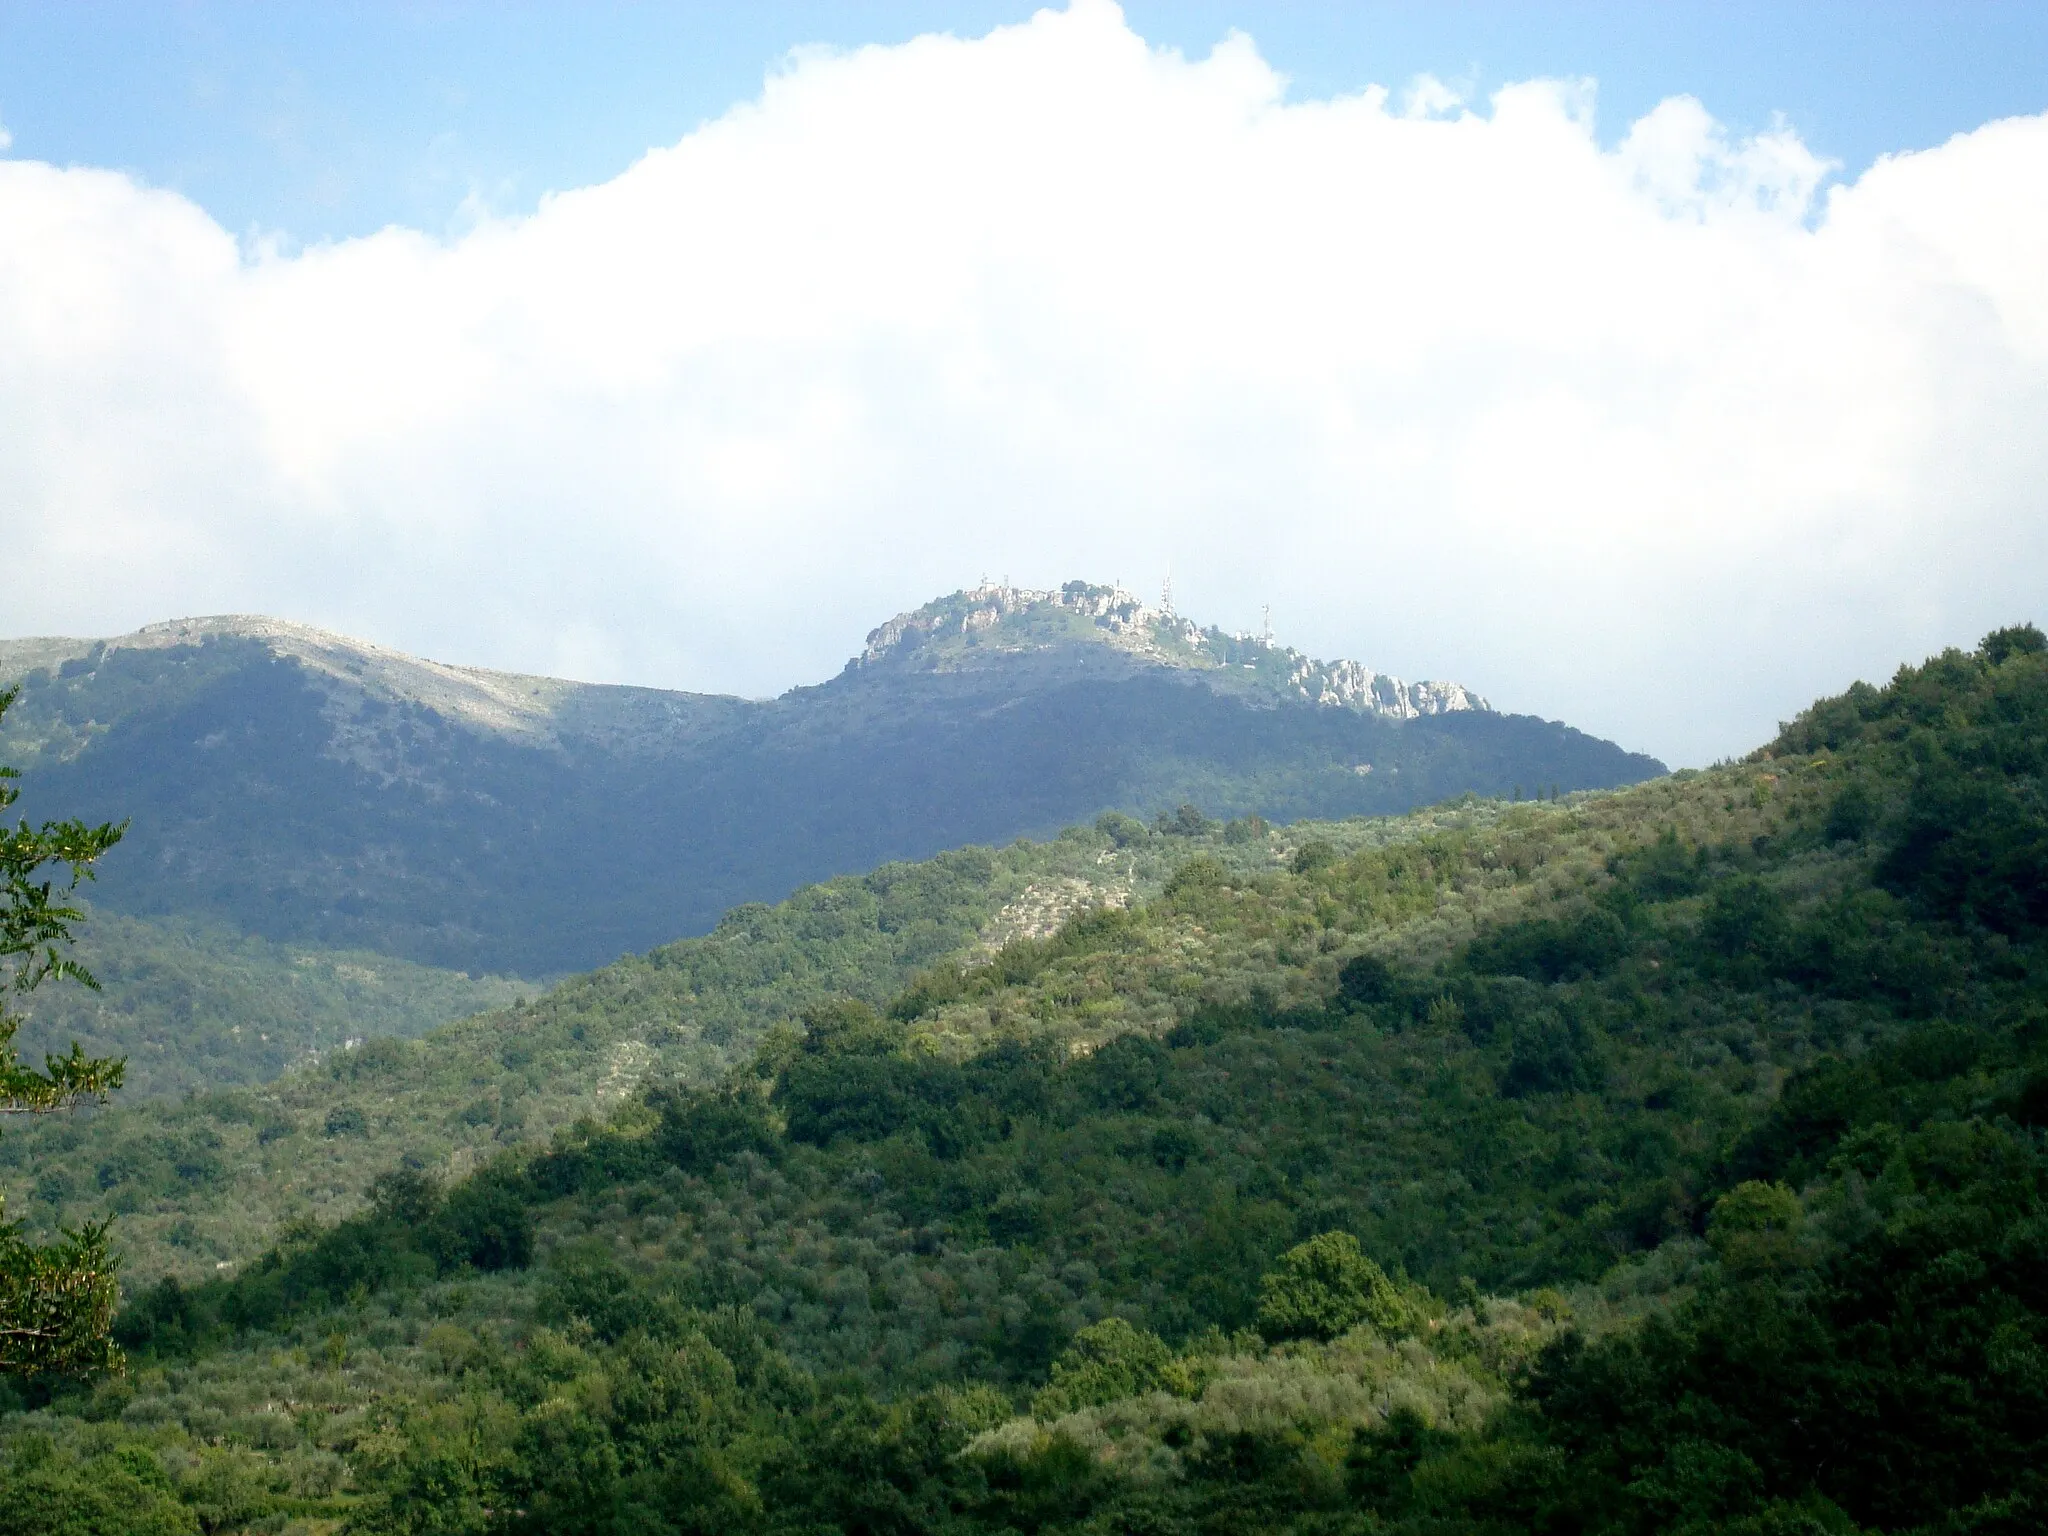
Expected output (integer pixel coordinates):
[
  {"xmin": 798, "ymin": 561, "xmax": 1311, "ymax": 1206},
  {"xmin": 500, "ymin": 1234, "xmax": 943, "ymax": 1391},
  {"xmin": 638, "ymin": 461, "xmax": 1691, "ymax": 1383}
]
[
  {"xmin": 1164, "ymin": 856, "xmax": 1228, "ymax": 898},
  {"xmin": 1501, "ymin": 1011, "xmax": 1607, "ymax": 1098},
  {"xmin": 1223, "ymin": 814, "xmax": 1268, "ymax": 844},
  {"xmin": 1465, "ymin": 909, "xmax": 1627, "ymax": 983},
  {"xmin": 1095, "ymin": 811, "xmax": 1148, "ymax": 847},
  {"xmin": 1823, "ymin": 782, "xmax": 1878, "ymax": 844},
  {"xmin": 426, "ymin": 1176, "xmax": 533, "ymax": 1272},
  {"xmin": 1979, "ymin": 622, "xmax": 2046, "ymax": 665}
]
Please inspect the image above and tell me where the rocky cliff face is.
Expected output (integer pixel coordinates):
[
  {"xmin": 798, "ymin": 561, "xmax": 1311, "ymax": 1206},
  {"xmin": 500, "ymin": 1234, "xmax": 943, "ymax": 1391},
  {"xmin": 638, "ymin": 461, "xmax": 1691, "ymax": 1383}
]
[{"xmin": 853, "ymin": 580, "xmax": 1488, "ymax": 719}]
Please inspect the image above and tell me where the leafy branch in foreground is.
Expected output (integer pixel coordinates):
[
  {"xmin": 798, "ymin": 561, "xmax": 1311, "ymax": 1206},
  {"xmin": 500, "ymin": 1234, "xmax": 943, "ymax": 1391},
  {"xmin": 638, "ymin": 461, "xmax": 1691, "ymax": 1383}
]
[
  {"xmin": 0, "ymin": 1220, "xmax": 119, "ymax": 1375},
  {"xmin": 0, "ymin": 684, "xmax": 127, "ymax": 1375}
]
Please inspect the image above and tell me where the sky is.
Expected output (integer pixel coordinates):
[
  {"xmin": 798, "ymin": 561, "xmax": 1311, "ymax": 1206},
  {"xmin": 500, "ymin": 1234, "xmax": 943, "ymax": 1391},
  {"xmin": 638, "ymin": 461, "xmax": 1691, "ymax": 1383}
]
[{"xmin": 1, "ymin": 1, "xmax": 2045, "ymax": 766}]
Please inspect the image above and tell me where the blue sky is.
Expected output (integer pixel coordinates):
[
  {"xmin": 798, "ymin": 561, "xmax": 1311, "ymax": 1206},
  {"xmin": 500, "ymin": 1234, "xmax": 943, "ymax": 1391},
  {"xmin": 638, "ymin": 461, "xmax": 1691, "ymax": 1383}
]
[
  {"xmin": 2, "ymin": 3, "xmax": 2045, "ymax": 765},
  {"xmin": 4, "ymin": 2, "xmax": 2045, "ymax": 243}
]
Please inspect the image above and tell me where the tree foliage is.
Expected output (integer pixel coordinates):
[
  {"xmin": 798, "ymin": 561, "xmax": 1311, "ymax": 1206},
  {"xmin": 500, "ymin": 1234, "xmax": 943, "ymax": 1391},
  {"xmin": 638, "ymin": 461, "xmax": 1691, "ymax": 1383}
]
[
  {"xmin": 0, "ymin": 687, "xmax": 125, "ymax": 1376},
  {"xmin": 1256, "ymin": 1231, "xmax": 1413, "ymax": 1343}
]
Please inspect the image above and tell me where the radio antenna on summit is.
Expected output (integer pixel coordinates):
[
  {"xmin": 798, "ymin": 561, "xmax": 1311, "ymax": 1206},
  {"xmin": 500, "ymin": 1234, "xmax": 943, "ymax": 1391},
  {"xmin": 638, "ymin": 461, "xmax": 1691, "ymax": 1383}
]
[
  {"xmin": 1261, "ymin": 605, "xmax": 1272, "ymax": 645},
  {"xmin": 1161, "ymin": 572, "xmax": 1174, "ymax": 616}
]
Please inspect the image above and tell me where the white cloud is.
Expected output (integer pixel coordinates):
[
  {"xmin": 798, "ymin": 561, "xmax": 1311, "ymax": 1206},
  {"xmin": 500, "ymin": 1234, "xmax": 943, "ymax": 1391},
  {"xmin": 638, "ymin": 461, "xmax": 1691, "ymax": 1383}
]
[{"xmin": 1, "ymin": 0, "xmax": 2044, "ymax": 765}]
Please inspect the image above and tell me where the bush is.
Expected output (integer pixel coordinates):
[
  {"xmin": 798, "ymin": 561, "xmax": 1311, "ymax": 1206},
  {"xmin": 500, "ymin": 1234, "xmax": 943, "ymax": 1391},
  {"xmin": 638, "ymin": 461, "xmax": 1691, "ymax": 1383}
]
[
  {"xmin": 1707, "ymin": 1182, "xmax": 1806, "ymax": 1275},
  {"xmin": 1095, "ymin": 812, "xmax": 1148, "ymax": 847},
  {"xmin": 1163, "ymin": 856, "xmax": 1228, "ymax": 898},
  {"xmin": 1501, "ymin": 1011, "xmax": 1607, "ymax": 1098},
  {"xmin": 1700, "ymin": 878, "xmax": 1792, "ymax": 966},
  {"xmin": 1465, "ymin": 909, "xmax": 1627, "ymax": 983},
  {"xmin": 1823, "ymin": 782, "xmax": 1878, "ymax": 843},
  {"xmin": 1979, "ymin": 622, "xmax": 2046, "ymax": 666},
  {"xmin": 367, "ymin": 1168, "xmax": 442, "ymax": 1227},
  {"xmin": 1881, "ymin": 757, "xmax": 2048, "ymax": 935}
]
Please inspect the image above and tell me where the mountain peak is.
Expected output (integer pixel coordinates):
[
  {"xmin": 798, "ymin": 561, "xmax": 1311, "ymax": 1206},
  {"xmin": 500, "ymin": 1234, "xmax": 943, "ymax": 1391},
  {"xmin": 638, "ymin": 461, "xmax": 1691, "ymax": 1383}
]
[{"xmin": 853, "ymin": 580, "xmax": 1488, "ymax": 719}]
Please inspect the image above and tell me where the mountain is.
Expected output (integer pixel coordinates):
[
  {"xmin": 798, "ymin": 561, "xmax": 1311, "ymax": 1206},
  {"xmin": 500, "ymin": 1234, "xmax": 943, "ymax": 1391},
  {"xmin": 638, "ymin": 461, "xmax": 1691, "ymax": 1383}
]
[
  {"xmin": 0, "ymin": 583, "xmax": 1661, "ymax": 976},
  {"xmin": 7, "ymin": 625, "xmax": 2043, "ymax": 1536}
]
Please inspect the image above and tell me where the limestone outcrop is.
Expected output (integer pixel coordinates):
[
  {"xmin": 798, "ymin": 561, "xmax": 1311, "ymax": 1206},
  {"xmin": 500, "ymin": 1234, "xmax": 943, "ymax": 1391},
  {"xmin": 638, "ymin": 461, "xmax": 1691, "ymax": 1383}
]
[{"xmin": 855, "ymin": 580, "xmax": 1488, "ymax": 719}]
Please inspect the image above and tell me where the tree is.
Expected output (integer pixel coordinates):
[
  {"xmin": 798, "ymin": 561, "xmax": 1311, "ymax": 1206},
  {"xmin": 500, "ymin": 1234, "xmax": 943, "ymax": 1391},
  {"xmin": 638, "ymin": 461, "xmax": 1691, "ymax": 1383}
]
[
  {"xmin": 0, "ymin": 685, "xmax": 127, "ymax": 1375},
  {"xmin": 1032, "ymin": 1318, "xmax": 1192, "ymax": 1417},
  {"xmin": 1256, "ymin": 1231, "xmax": 1412, "ymax": 1343}
]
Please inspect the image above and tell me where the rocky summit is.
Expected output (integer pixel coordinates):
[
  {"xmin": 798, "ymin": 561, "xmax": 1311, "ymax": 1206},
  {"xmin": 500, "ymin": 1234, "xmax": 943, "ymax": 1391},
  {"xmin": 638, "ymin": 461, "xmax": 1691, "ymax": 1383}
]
[{"xmin": 854, "ymin": 580, "xmax": 1486, "ymax": 719}]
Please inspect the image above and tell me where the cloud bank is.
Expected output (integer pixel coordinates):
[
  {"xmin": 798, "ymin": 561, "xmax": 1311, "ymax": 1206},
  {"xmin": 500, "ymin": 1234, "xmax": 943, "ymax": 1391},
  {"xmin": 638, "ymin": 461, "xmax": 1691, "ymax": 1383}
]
[{"xmin": 2, "ymin": 0, "xmax": 2044, "ymax": 765}]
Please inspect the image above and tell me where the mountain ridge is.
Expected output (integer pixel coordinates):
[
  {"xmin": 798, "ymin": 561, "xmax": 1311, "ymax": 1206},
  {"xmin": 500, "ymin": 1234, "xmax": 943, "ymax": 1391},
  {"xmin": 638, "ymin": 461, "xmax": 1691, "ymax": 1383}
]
[
  {"xmin": 0, "ymin": 586, "xmax": 1661, "ymax": 974},
  {"xmin": 0, "ymin": 614, "xmax": 753, "ymax": 764},
  {"xmin": 1, "ymin": 580, "xmax": 1488, "ymax": 755}
]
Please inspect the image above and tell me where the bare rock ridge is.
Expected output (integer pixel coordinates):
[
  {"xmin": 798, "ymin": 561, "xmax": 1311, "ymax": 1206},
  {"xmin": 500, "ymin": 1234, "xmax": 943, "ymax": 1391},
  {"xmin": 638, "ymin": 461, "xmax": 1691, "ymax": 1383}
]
[{"xmin": 854, "ymin": 581, "xmax": 1488, "ymax": 720}]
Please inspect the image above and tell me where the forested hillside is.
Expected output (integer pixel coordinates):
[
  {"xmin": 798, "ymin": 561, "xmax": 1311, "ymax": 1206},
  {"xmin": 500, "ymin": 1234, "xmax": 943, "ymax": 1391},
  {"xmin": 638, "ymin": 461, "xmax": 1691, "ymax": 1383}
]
[
  {"xmin": 6, "ymin": 910, "xmax": 530, "ymax": 1101},
  {"xmin": 6, "ymin": 628, "xmax": 2041, "ymax": 1535},
  {"xmin": 1, "ymin": 585, "xmax": 1660, "ymax": 975},
  {"xmin": 0, "ymin": 800, "xmax": 1505, "ymax": 1285}
]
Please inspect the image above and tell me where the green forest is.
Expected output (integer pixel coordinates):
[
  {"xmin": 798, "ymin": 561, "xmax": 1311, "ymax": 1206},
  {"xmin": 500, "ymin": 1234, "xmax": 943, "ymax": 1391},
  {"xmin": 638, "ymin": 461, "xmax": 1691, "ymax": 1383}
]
[
  {"xmin": 5, "ymin": 627, "xmax": 2047, "ymax": 1534},
  {"xmin": 6, "ymin": 911, "xmax": 531, "ymax": 1102}
]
